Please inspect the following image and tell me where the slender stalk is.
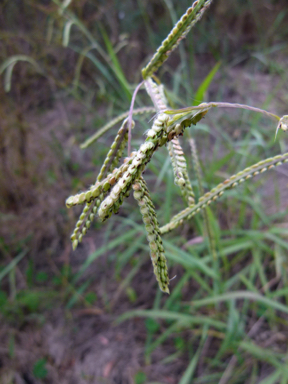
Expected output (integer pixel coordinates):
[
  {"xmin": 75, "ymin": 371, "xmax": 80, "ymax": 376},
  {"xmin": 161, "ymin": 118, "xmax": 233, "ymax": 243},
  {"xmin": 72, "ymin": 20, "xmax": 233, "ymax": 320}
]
[
  {"xmin": 127, "ymin": 80, "xmax": 145, "ymax": 155},
  {"xmin": 164, "ymin": 102, "xmax": 280, "ymax": 122}
]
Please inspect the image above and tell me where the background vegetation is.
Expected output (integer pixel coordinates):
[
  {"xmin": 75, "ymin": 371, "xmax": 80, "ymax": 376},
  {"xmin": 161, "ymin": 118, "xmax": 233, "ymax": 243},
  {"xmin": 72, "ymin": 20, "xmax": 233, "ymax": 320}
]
[{"xmin": 0, "ymin": 0, "xmax": 288, "ymax": 383}]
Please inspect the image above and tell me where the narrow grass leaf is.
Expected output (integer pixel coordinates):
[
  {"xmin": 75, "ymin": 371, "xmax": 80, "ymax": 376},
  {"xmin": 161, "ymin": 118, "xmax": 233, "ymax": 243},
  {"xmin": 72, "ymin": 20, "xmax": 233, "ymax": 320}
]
[
  {"xmin": 99, "ymin": 24, "xmax": 131, "ymax": 101},
  {"xmin": 146, "ymin": 322, "xmax": 180, "ymax": 356},
  {"xmin": 164, "ymin": 272, "xmax": 191, "ymax": 309},
  {"xmin": 66, "ymin": 280, "xmax": 91, "ymax": 309},
  {"xmin": 72, "ymin": 228, "xmax": 139, "ymax": 283},
  {"xmin": 116, "ymin": 309, "xmax": 226, "ymax": 330},
  {"xmin": 164, "ymin": 241, "xmax": 218, "ymax": 278},
  {"xmin": 258, "ymin": 369, "xmax": 282, "ymax": 384},
  {"xmin": 63, "ymin": 20, "xmax": 74, "ymax": 47},
  {"xmin": 0, "ymin": 55, "xmax": 44, "ymax": 92},
  {"xmin": 191, "ymin": 291, "xmax": 288, "ymax": 315},
  {"xmin": 193, "ymin": 61, "xmax": 221, "ymax": 104},
  {"xmin": 179, "ymin": 325, "xmax": 209, "ymax": 384},
  {"xmin": 80, "ymin": 107, "xmax": 155, "ymax": 149},
  {"xmin": 0, "ymin": 250, "xmax": 28, "ymax": 282},
  {"xmin": 239, "ymin": 341, "xmax": 284, "ymax": 366}
]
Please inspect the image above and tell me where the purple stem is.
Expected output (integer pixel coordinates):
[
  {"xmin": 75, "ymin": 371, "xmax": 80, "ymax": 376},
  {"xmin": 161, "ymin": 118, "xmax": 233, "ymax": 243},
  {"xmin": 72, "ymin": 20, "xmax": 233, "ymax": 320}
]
[{"xmin": 128, "ymin": 80, "xmax": 145, "ymax": 155}]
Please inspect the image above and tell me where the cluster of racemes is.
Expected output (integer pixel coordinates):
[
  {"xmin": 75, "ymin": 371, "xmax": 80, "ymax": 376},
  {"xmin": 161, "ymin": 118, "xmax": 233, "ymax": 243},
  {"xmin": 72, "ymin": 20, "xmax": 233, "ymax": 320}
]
[
  {"xmin": 66, "ymin": 80, "xmax": 208, "ymax": 293},
  {"xmin": 65, "ymin": 0, "xmax": 288, "ymax": 293},
  {"xmin": 66, "ymin": 87, "xmax": 288, "ymax": 293},
  {"xmin": 66, "ymin": 0, "xmax": 217, "ymax": 294}
]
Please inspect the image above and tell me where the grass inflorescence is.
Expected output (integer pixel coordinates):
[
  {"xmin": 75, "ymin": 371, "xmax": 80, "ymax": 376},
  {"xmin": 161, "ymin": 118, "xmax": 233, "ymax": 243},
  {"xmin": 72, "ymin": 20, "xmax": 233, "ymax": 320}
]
[
  {"xmin": 1, "ymin": 0, "xmax": 288, "ymax": 382},
  {"xmin": 66, "ymin": 0, "xmax": 287, "ymax": 294}
]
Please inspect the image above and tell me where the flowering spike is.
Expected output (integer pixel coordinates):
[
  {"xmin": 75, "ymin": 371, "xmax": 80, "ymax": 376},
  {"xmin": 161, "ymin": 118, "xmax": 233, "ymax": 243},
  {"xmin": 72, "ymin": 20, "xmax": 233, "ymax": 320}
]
[
  {"xmin": 133, "ymin": 177, "xmax": 169, "ymax": 293},
  {"xmin": 68, "ymin": 156, "xmax": 137, "ymax": 249},
  {"xmin": 168, "ymin": 138, "xmax": 195, "ymax": 206},
  {"xmin": 97, "ymin": 113, "xmax": 170, "ymax": 221},
  {"xmin": 142, "ymin": 0, "xmax": 213, "ymax": 79},
  {"xmin": 97, "ymin": 118, "xmax": 134, "ymax": 182},
  {"xmin": 65, "ymin": 1, "xmax": 286, "ymax": 296},
  {"xmin": 144, "ymin": 78, "xmax": 167, "ymax": 112},
  {"xmin": 160, "ymin": 152, "xmax": 288, "ymax": 234}
]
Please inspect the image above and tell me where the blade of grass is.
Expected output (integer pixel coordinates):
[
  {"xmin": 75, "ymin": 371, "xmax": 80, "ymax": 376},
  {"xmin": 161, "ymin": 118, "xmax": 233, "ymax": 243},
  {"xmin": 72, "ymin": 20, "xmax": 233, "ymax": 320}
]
[
  {"xmin": 164, "ymin": 241, "xmax": 219, "ymax": 279},
  {"xmin": 0, "ymin": 250, "xmax": 28, "ymax": 282},
  {"xmin": 191, "ymin": 291, "xmax": 288, "ymax": 315},
  {"xmin": 72, "ymin": 228, "xmax": 139, "ymax": 283},
  {"xmin": 98, "ymin": 24, "xmax": 131, "ymax": 101},
  {"xmin": 0, "ymin": 55, "xmax": 44, "ymax": 92},
  {"xmin": 145, "ymin": 321, "xmax": 180, "ymax": 356},
  {"xmin": 164, "ymin": 272, "xmax": 191, "ymax": 309},
  {"xmin": 258, "ymin": 369, "xmax": 282, "ymax": 384},
  {"xmin": 239, "ymin": 340, "xmax": 285, "ymax": 367},
  {"xmin": 179, "ymin": 325, "xmax": 209, "ymax": 384},
  {"xmin": 116, "ymin": 309, "xmax": 226, "ymax": 331},
  {"xmin": 66, "ymin": 279, "xmax": 91, "ymax": 309},
  {"xmin": 193, "ymin": 61, "xmax": 221, "ymax": 104}
]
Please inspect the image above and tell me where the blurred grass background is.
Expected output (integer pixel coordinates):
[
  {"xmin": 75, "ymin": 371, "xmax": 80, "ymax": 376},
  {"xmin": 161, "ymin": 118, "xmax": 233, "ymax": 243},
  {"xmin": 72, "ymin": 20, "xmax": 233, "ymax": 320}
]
[{"xmin": 0, "ymin": 0, "xmax": 288, "ymax": 383}]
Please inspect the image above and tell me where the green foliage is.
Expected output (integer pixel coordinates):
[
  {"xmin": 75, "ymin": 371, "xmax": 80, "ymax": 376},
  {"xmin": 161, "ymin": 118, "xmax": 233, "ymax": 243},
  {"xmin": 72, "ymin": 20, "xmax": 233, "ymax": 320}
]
[
  {"xmin": 35, "ymin": 272, "xmax": 48, "ymax": 283},
  {"xmin": 0, "ymin": 250, "xmax": 27, "ymax": 282},
  {"xmin": 145, "ymin": 318, "xmax": 160, "ymax": 333},
  {"xmin": 84, "ymin": 291, "xmax": 97, "ymax": 305},
  {"xmin": 32, "ymin": 358, "xmax": 48, "ymax": 379},
  {"xmin": 125, "ymin": 287, "xmax": 137, "ymax": 303},
  {"xmin": 134, "ymin": 371, "xmax": 147, "ymax": 384}
]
